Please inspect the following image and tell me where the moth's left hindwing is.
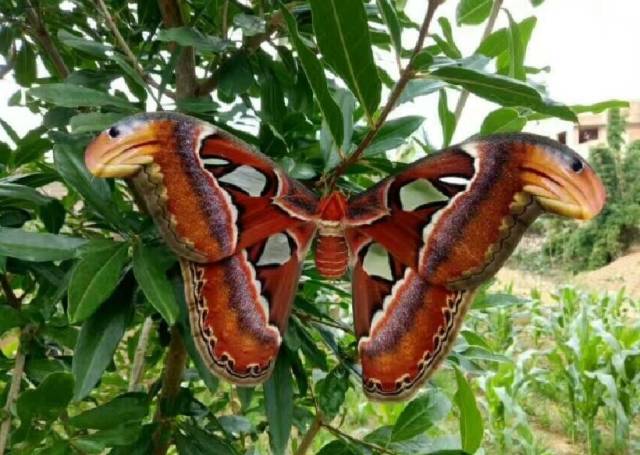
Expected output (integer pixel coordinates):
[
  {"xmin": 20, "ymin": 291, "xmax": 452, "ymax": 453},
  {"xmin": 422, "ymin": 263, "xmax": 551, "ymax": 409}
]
[{"xmin": 182, "ymin": 223, "xmax": 315, "ymax": 384}]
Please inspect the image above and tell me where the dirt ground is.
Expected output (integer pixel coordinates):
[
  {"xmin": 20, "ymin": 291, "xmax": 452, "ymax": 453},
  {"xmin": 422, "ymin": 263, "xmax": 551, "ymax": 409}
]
[{"xmin": 495, "ymin": 247, "xmax": 640, "ymax": 301}]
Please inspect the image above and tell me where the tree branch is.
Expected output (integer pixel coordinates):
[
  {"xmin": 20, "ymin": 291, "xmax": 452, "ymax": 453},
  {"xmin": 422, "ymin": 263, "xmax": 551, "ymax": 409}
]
[
  {"xmin": 158, "ymin": 0, "xmax": 198, "ymax": 99},
  {"xmin": 152, "ymin": 325, "xmax": 187, "ymax": 455},
  {"xmin": 94, "ymin": 0, "xmax": 175, "ymax": 101},
  {"xmin": 295, "ymin": 413, "xmax": 323, "ymax": 455},
  {"xmin": 328, "ymin": 0, "xmax": 444, "ymax": 187},
  {"xmin": 1, "ymin": 275, "xmax": 20, "ymax": 310},
  {"xmin": 453, "ymin": 0, "xmax": 503, "ymax": 122},
  {"xmin": 128, "ymin": 316, "xmax": 154, "ymax": 392},
  {"xmin": 24, "ymin": 0, "xmax": 69, "ymax": 79},
  {"xmin": 0, "ymin": 345, "xmax": 26, "ymax": 455}
]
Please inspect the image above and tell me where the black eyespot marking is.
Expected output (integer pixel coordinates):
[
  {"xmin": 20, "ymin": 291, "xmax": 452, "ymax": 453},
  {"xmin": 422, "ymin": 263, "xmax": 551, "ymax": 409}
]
[
  {"xmin": 571, "ymin": 158, "xmax": 584, "ymax": 173},
  {"xmin": 108, "ymin": 126, "xmax": 120, "ymax": 138}
]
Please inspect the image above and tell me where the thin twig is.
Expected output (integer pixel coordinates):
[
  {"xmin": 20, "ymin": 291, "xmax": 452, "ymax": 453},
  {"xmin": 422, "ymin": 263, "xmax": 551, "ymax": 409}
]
[
  {"xmin": 94, "ymin": 0, "xmax": 174, "ymax": 101},
  {"xmin": 295, "ymin": 413, "xmax": 323, "ymax": 455},
  {"xmin": 321, "ymin": 422, "xmax": 395, "ymax": 455},
  {"xmin": 328, "ymin": 0, "xmax": 444, "ymax": 188},
  {"xmin": 0, "ymin": 275, "xmax": 20, "ymax": 310},
  {"xmin": 24, "ymin": 0, "xmax": 69, "ymax": 79},
  {"xmin": 453, "ymin": 0, "xmax": 503, "ymax": 122},
  {"xmin": 0, "ymin": 345, "xmax": 26, "ymax": 455},
  {"xmin": 293, "ymin": 310, "xmax": 353, "ymax": 334},
  {"xmin": 128, "ymin": 317, "xmax": 155, "ymax": 392}
]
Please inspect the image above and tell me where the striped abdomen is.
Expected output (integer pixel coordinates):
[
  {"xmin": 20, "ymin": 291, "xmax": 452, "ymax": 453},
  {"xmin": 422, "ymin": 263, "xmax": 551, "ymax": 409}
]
[{"xmin": 315, "ymin": 234, "xmax": 349, "ymax": 279}]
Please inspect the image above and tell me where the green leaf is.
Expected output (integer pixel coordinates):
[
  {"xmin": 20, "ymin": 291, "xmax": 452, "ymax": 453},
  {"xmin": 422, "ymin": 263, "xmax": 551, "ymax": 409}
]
[
  {"xmin": 0, "ymin": 227, "xmax": 87, "ymax": 261},
  {"xmin": 438, "ymin": 89, "xmax": 456, "ymax": 147},
  {"xmin": 67, "ymin": 242, "xmax": 130, "ymax": 323},
  {"xmin": 377, "ymin": 0, "xmax": 403, "ymax": 58},
  {"xmin": 69, "ymin": 393, "xmax": 149, "ymax": 429},
  {"xmin": 58, "ymin": 30, "xmax": 110, "ymax": 57},
  {"xmin": 316, "ymin": 366, "xmax": 350, "ymax": 419},
  {"xmin": 175, "ymin": 423, "xmax": 238, "ymax": 455},
  {"xmin": 398, "ymin": 79, "xmax": 446, "ymax": 105},
  {"xmin": 70, "ymin": 113, "xmax": 127, "ymax": 134},
  {"xmin": 365, "ymin": 116, "xmax": 425, "ymax": 156},
  {"xmin": 310, "ymin": 0, "xmax": 381, "ymax": 124},
  {"xmin": 0, "ymin": 306, "xmax": 25, "ymax": 336},
  {"xmin": 157, "ymin": 27, "xmax": 228, "ymax": 54},
  {"xmin": 264, "ymin": 355, "xmax": 293, "ymax": 455},
  {"xmin": 317, "ymin": 440, "xmax": 360, "ymax": 455},
  {"xmin": 14, "ymin": 41, "xmax": 37, "ymax": 87},
  {"xmin": 454, "ymin": 368, "xmax": 483, "ymax": 453},
  {"xmin": 480, "ymin": 107, "xmax": 527, "ymax": 134},
  {"xmin": 74, "ymin": 424, "xmax": 141, "ymax": 449},
  {"xmin": 233, "ymin": 13, "xmax": 264, "ymax": 37},
  {"xmin": 281, "ymin": 6, "xmax": 343, "ymax": 146},
  {"xmin": 431, "ymin": 66, "xmax": 577, "ymax": 121},
  {"xmin": 132, "ymin": 243, "xmax": 179, "ymax": 325},
  {"xmin": 0, "ymin": 182, "xmax": 53, "ymax": 206},
  {"xmin": 457, "ymin": 0, "xmax": 493, "ymax": 26},
  {"xmin": 392, "ymin": 389, "xmax": 452, "ymax": 442},
  {"xmin": 72, "ymin": 280, "xmax": 133, "ymax": 400},
  {"xmin": 436, "ymin": 18, "xmax": 462, "ymax": 59},
  {"xmin": 28, "ymin": 84, "xmax": 136, "ymax": 110},
  {"xmin": 53, "ymin": 142, "xmax": 124, "ymax": 229},
  {"xmin": 503, "ymin": 9, "xmax": 525, "ymax": 80},
  {"xmin": 17, "ymin": 372, "xmax": 74, "ymax": 424},
  {"xmin": 527, "ymin": 99, "xmax": 630, "ymax": 121}
]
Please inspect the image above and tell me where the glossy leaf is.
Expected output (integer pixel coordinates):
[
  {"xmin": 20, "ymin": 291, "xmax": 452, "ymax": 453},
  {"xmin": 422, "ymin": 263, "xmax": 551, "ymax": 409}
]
[
  {"xmin": 264, "ymin": 355, "xmax": 293, "ymax": 455},
  {"xmin": 431, "ymin": 66, "xmax": 577, "ymax": 121},
  {"xmin": 132, "ymin": 242, "xmax": 179, "ymax": 325},
  {"xmin": 17, "ymin": 372, "xmax": 74, "ymax": 424},
  {"xmin": 72, "ymin": 279, "xmax": 133, "ymax": 400},
  {"xmin": 68, "ymin": 242, "xmax": 129, "ymax": 323},
  {"xmin": 392, "ymin": 389, "xmax": 452, "ymax": 442},
  {"xmin": 281, "ymin": 6, "xmax": 343, "ymax": 146},
  {"xmin": 316, "ymin": 366, "xmax": 349, "ymax": 419},
  {"xmin": 157, "ymin": 27, "xmax": 228, "ymax": 54},
  {"xmin": 310, "ymin": 0, "xmax": 381, "ymax": 123},
  {"xmin": 69, "ymin": 393, "xmax": 149, "ymax": 429},
  {"xmin": 28, "ymin": 84, "xmax": 136, "ymax": 110},
  {"xmin": 377, "ymin": 0, "xmax": 403, "ymax": 58},
  {"xmin": 364, "ymin": 116, "xmax": 425, "ymax": 156},
  {"xmin": 0, "ymin": 227, "xmax": 87, "ymax": 261},
  {"xmin": 70, "ymin": 112, "xmax": 127, "ymax": 134},
  {"xmin": 438, "ymin": 89, "xmax": 456, "ymax": 147},
  {"xmin": 457, "ymin": 0, "xmax": 493, "ymax": 25},
  {"xmin": 480, "ymin": 107, "xmax": 527, "ymax": 134},
  {"xmin": 454, "ymin": 368, "xmax": 484, "ymax": 453}
]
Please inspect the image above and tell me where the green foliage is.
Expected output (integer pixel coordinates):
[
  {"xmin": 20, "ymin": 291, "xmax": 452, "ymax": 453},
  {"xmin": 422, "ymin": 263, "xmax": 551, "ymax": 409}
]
[
  {"xmin": 543, "ymin": 108, "xmax": 640, "ymax": 271},
  {"xmin": 0, "ymin": 0, "xmax": 630, "ymax": 454}
]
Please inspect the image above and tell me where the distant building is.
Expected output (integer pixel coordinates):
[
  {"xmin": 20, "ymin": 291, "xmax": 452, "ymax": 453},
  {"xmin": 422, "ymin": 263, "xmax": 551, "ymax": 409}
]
[{"xmin": 526, "ymin": 101, "xmax": 640, "ymax": 157}]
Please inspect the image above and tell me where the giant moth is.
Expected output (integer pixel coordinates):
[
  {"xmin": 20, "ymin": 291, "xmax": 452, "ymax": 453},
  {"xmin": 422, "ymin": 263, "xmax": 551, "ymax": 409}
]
[{"xmin": 85, "ymin": 112, "xmax": 605, "ymax": 400}]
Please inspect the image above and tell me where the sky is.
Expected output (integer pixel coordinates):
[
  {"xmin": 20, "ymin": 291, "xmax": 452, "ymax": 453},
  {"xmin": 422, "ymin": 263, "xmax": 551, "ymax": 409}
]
[{"xmin": 1, "ymin": 0, "xmax": 639, "ymax": 147}]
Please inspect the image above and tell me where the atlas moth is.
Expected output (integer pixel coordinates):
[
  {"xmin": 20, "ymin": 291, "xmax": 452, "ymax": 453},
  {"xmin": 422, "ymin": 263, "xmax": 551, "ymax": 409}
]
[{"xmin": 85, "ymin": 112, "xmax": 605, "ymax": 401}]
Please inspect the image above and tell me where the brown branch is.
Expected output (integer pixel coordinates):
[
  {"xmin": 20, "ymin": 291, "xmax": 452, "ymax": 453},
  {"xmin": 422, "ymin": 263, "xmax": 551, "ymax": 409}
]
[
  {"xmin": 128, "ymin": 316, "xmax": 154, "ymax": 392},
  {"xmin": 453, "ymin": 0, "xmax": 503, "ymax": 122},
  {"xmin": 158, "ymin": 0, "xmax": 198, "ymax": 99},
  {"xmin": 328, "ymin": 0, "xmax": 444, "ymax": 187},
  {"xmin": 152, "ymin": 325, "xmax": 187, "ymax": 455},
  {"xmin": 94, "ymin": 0, "xmax": 175, "ymax": 101},
  {"xmin": 1, "ymin": 275, "xmax": 20, "ymax": 310},
  {"xmin": 295, "ymin": 413, "xmax": 323, "ymax": 455},
  {"xmin": 0, "ymin": 344, "xmax": 26, "ymax": 455},
  {"xmin": 24, "ymin": 0, "xmax": 69, "ymax": 79}
]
